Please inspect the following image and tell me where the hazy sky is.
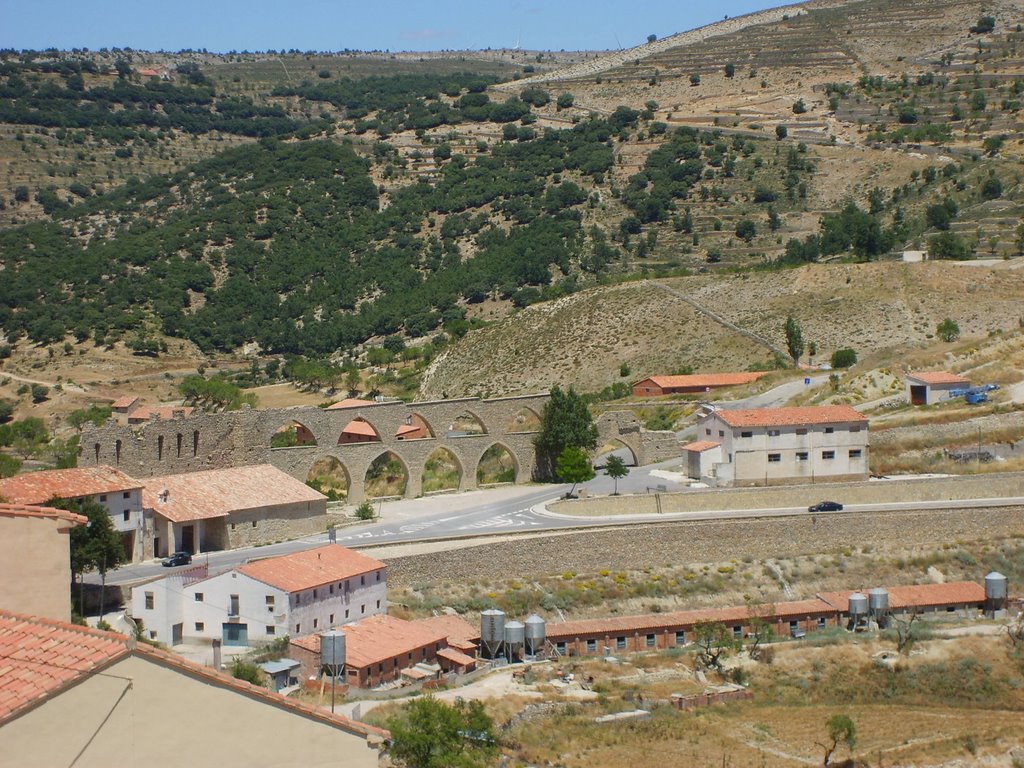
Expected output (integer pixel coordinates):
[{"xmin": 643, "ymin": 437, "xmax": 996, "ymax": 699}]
[{"xmin": 1, "ymin": 1, "xmax": 784, "ymax": 53}]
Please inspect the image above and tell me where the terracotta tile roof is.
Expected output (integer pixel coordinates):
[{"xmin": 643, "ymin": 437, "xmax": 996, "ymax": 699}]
[
  {"xmin": 682, "ymin": 440, "xmax": 721, "ymax": 452},
  {"xmin": 0, "ymin": 466, "xmax": 142, "ymax": 505},
  {"xmin": 237, "ymin": 544, "xmax": 384, "ymax": 594},
  {"xmin": 642, "ymin": 372, "xmax": 767, "ymax": 389},
  {"xmin": 0, "ymin": 611, "xmax": 387, "ymax": 739},
  {"xmin": 0, "ymin": 611, "xmax": 129, "ymax": 723},
  {"xmin": 342, "ymin": 419, "xmax": 380, "ymax": 438},
  {"xmin": 0, "ymin": 503, "xmax": 87, "ymax": 532},
  {"xmin": 712, "ymin": 405, "xmax": 866, "ymax": 428},
  {"xmin": 142, "ymin": 464, "xmax": 326, "ymax": 523},
  {"xmin": 906, "ymin": 371, "xmax": 970, "ymax": 386},
  {"xmin": 818, "ymin": 582, "xmax": 985, "ymax": 611},
  {"xmin": 326, "ymin": 398, "xmax": 378, "ymax": 410},
  {"xmin": 396, "ymin": 424, "xmax": 421, "ymax": 437},
  {"xmin": 128, "ymin": 405, "xmax": 194, "ymax": 422},
  {"xmin": 110, "ymin": 395, "xmax": 141, "ymax": 410},
  {"xmin": 436, "ymin": 647, "xmax": 476, "ymax": 666},
  {"xmin": 414, "ymin": 614, "xmax": 480, "ymax": 651},
  {"xmin": 291, "ymin": 615, "xmax": 446, "ymax": 670},
  {"xmin": 547, "ymin": 598, "xmax": 836, "ymax": 640}
]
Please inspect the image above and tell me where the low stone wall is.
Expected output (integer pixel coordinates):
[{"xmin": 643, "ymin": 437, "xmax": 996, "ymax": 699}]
[
  {"xmin": 382, "ymin": 506, "xmax": 1024, "ymax": 587},
  {"xmin": 225, "ymin": 502, "xmax": 329, "ymax": 549},
  {"xmin": 548, "ymin": 472, "xmax": 1024, "ymax": 517}
]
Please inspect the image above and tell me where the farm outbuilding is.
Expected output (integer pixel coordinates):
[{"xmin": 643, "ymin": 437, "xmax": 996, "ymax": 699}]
[{"xmin": 905, "ymin": 371, "xmax": 970, "ymax": 405}]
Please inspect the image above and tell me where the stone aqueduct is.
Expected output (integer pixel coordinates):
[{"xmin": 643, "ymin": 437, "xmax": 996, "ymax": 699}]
[{"xmin": 79, "ymin": 395, "xmax": 681, "ymax": 503}]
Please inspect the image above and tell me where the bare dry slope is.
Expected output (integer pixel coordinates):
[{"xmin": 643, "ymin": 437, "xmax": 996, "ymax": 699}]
[{"xmin": 419, "ymin": 260, "xmax": 1024, "ymax": 398}]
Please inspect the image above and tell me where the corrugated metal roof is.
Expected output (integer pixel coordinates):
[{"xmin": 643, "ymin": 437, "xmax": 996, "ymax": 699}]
[
  {"xmin": 291, "ymin": 615, "xmax": 446, "ymax": 670},
  {"xmin": 236, "ymin": 544, "xmax": 384, "ymax": 594},
  {"xmin": 142, "ymin": 464, "xmax": 326, "ymax": 523},
  {"xmin": 0, "ymin": 466, "xmax": 142, "ymax": 505},
  {"xmin": 713, "ymin": 405, "xmax": 866, "ymax": 428}
]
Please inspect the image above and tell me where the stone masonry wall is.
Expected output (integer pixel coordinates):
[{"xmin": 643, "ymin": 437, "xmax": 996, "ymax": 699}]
[
  {"xmin": 224, "ymin": 501, "xmax": 329, "ymax": 549},
  {"xmin": 382, "ymin": 505, "xmax": 1024, "ymax": 587}
]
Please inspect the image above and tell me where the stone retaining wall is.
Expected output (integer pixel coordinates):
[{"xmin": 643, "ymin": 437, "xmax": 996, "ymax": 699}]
[
  {"xmin": 382, "ymin": 506, "xmax": 1024, "ymax": 587},
  {"xmin": 548, "ymin": 472, "xmax": 1024, "ymax": 517}
]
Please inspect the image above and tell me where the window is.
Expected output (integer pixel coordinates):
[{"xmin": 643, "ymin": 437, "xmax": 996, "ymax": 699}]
[
  {"xmin": 123, "ymin": 510, "xmax": 130, "ymax": 522},
  {"xmin": 330, "ymin": 584, "xmax": 334, "ymax": 594},
  {"xmin": 645, "ymin": 634, "xmax": 656, "ymax": 648},
  {"xmin": 796, "ymin": 451, "xmax": 809, "ymax": 461},
  {"xmin": 313, "ymin": 618, "xmax": 319, "ymax": 629},
  {"xmin": 768, "ymin": 453, "xmax": 781, "ymax": 463},
  {"xmin": 195, "ymin": 622, "xmax": 204, "ymax": 631},
  {"xmin": 705, "ymin": 428, "xmax": 711, "ymax": 436},
  {"xmin": 822, "ymin": 450, "xmax": 835, "ymax": 460},
  {"xmin": 795, "ymin": 428, "xmax": 807, "ymax": 436},
  {"xmin": 295, "ymin": 624, "xmax": 301, "ymax": 633},
  {"xmin": 767, "ymin": 429, "xmax": 781, "ymax": 437},
  {"xmin": 732, "ymin": 625, "xmax": 743, "ymax": 639},
  {"xmin": 313, "ymin": 589, "xmax": 318, "ymax": 599},
  {"xmin": 229, "ymin": 595, "xmax": 239, "ymax": 615},
  {"xmin": 230, "ymin": 523, "xmax": 236, "ymax": 530},
  {"xmin": 740, "ymin": 431, "xmax": 753, "ymax": 438},
  {"xmin": 157, "ymin": 435, "xmax": 164, "ymax": 460},
  {"xmin": 817, "ymin": 617, "xmax": 827, "ymax": 628},
  {"xmin": 266, "ymin": 625, "xmax": 276, "ymax": 635},
  {"xmin": 376, "ymin": 570, "xmax": 381, "ymax": 582},
  {"xmin": 718, "ymin": 430, "xmax": 725, "ymax": 437},
  {"xmin": 376, "ymin": 600, "xmax": 381, "ymax": 609},
  {"xmin": 329, "ymin": 614, "xmax": 334, "ymax": 624},
  {"xmin": 265, "ymin": 595, "xmax": 274, "ymax": 606},
  {"xmin": 123, "ymin": 491, "xmax": 131, "ymax": 499},
  {"xmin": 849, "ymin": 449, "xmax": 862, "ymax": 459},
  {"xmin": 361, "ymin": 604, "xmax": 365, "ymax": 614},
  {"xmin": 616, "ymin": 636, "xmax": 626, "ymax": 650},
  {"xmin": 586, "ymin": 639, "xmax": 597, "ymax": 652},
  {"xmin": 675, "ymin": 630, "xmax": 686, "ymax": 645},
  {"xmin": 824, "ymin": 427, "xmax": 834, "ymax": 434},
  {"xmin": 555, "ymin": 641, "xmax": 566, "ymax": 654},
  {"xmin": 251, "ymin": 520, "xmax": 257, "ymax": 528},
  {"xmin": 360, "ymin": 575, "xmax": 366, "ymax": 586},
  {"xmin": 144, "ymin": 592, "xmax": 154, "ymax": 610},
  {"xmin": 194, "ymin": 592, "xmax": 203, "ymax": 602},
  {"xmin": 345, "ymin": 609, "xmax": 349, "ymax": 619},
  {"xmin": 100, "ymin": 495, "xmax": 108, "ymax": 502}
]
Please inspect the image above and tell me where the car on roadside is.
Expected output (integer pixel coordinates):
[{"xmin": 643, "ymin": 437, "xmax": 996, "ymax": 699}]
[
  {"xmin": 808, "ymin": 500, "xmax": 843, "ymax": 512},
  {"xmin": 161, "ymin": 551, "xmax": 192, "ymax": 567}
]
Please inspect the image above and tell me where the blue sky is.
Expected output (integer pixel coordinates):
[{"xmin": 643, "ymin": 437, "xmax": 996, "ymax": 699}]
[{"xmin": 1, "ymin": 1, "xmax": 783, "ymax": 53}]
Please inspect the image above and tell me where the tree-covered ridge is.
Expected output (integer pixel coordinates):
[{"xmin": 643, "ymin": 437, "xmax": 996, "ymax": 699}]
[{"xmin": 0, "ymin": 112, "xmax": 621, "ymax": 356}]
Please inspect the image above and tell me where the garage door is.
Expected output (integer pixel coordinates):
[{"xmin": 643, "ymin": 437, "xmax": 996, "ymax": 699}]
[{"xmin": 222, "ymin": 622, "xmax": 248, "ymax": 646}]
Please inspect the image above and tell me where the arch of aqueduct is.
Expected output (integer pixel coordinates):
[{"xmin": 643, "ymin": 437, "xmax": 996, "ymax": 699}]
[{"xmin": 79, "ymin": 394, "xmax": 680, "ymax": 503}]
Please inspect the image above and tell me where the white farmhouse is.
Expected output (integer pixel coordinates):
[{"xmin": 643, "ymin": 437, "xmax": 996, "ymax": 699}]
[
  {"xmin": 132, "ymin": 544, "xmax": 387, "ymax": 647},
  {"xmin": 689, "ymin": 405, "xmax": 868, "ymax": 486}
]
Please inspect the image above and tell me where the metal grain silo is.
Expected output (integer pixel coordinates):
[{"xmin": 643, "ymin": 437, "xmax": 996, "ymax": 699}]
[
  {"xmin": 320, "ymin": 630, "xmax": 346, "ymax": 676},
  {"xmin": 525, "ymin": 614, "xmax": 546, "ymax": 656},
  {"xmin": 504, "ymin": 620, "xmax": 526, "ymax": 660},
  {"xmin": 985, "ymin": 571, "xmax": 1008, "ymax": 613},
  {"xmin": 480, "ymin": 609, "xmax": 506, "ymax": 659}
]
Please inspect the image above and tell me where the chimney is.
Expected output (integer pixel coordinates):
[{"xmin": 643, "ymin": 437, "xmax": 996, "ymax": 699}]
[{"xmin": 212, "ymin": 639, "xmax": 222, "ymax": 671}]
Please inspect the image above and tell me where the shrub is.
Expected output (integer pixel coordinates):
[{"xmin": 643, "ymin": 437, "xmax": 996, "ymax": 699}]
[
  {"xmin": 355, "ymin": 501, "xmax": 375, "ymax": 520},
  {"xmin": 775, "ymin": 125, "xmax": 788, "ymax": 140},
  {"xmin": 831, "ymin": 348, "xmax": 857, "ymax": 369}
]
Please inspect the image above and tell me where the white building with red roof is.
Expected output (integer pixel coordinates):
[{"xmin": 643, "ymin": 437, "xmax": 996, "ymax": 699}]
[
  {"xmin": 0, "ymin": 611, "xmax": 385, "ymax": 767},
  {"xmin": 0, "ymin": 466, "xmax": 145, "ymax": 562},
  {"xmin": 131, "ymin": 544, "xmax": 386, "ymax": 648},
  {"xmin": 905, "ymin": 370, "xmax": 970, "ymax": 405},
  {"xmin": 695, "ymin": 405, "xmax": 868, "ymax": 485}
]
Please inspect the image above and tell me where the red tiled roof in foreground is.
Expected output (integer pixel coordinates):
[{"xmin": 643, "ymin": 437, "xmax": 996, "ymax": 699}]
[
  {"xmin": 641, "ymin": 372, "xmax": 767, "ymax": 390},
  {"xmin": 0, "ymin": 612, "xmax": 129, "ymax": 723},
  {"xmin": 547, "ymin": 599, "xmax": 835, "ymax": 640},
  {"xmin": 237, "ymin": 543, "xmax": 384, "ymax": 594},
  {"xmin": 291, "ymin": 614, "xmax": 446, "ymax": 670},
  {"xmin": 818, "ymin": 582, "xmax": 986, "ymax": 612},
  {"xmin": 906, "ymin": 371, "xmax": 970, "ymax": 386},
  {"xmin": 0, "ymin": 611, "xmax": 386, "ymax": 738},
  {"xmin": 436, "ymin": 647, "xmax": 476, "ymax": 666},
  {"xmin": 681, "ymin": 440, "xmax": 721, "ymax": 452},
  {"xmin": 142, "ymin": 464, "xmax": 326, "ymax": 523},
  {"xmin": 110, "ymin": 395, "xmax": 141, "ymax": 410},
  {"xmin": 713, "ymin": 405, "xmax": 866, "ymax": 429},
  {"xmin": 0, "ymin": 503, "xmax": 87, "ymax": 532},
  {"xmin": 0, "ymin": 466, "xmax": 142, "ymax": 506}
]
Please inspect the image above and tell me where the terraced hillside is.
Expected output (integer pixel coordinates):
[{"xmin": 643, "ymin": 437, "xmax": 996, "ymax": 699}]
[{"xmin": 419, "ymin": 260, "xmax": 1024, "ymax": 398}]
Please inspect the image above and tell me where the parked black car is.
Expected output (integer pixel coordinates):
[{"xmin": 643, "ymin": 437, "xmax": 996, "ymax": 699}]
[
  {"xmin": 162, "ymin": 551, "xmax": 192, "ymax": 567},
  {"xmin": 808, "ymin": 500, "xmax": 843, "ymax": 512}
]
